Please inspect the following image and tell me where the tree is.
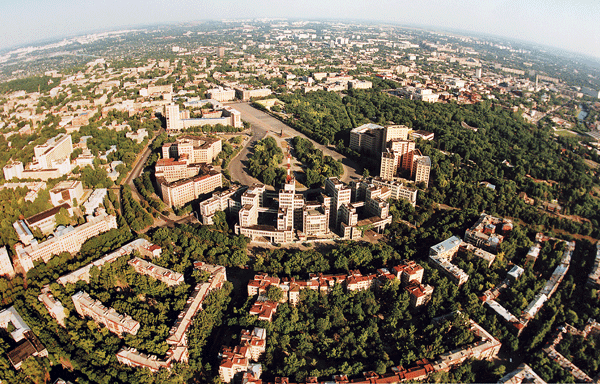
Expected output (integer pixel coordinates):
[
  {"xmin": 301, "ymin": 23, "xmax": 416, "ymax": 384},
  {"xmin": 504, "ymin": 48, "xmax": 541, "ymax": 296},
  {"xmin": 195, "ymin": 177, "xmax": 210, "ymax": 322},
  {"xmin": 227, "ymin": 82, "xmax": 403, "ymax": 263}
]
[
  {"xmin": 21, "ymin": 356, "xmax": 48, "ymax": 384},
  {"xmin": 267, "ymin": 285, "xmax": 284, "ymax": 302}
]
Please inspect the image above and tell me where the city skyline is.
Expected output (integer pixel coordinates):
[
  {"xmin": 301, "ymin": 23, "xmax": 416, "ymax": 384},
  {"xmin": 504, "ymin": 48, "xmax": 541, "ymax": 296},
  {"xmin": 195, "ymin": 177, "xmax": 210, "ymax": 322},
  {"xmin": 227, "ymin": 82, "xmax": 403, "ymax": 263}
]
[{"xmin": 1, "ymin": 0, "xmax": 600, "ymax": 61}]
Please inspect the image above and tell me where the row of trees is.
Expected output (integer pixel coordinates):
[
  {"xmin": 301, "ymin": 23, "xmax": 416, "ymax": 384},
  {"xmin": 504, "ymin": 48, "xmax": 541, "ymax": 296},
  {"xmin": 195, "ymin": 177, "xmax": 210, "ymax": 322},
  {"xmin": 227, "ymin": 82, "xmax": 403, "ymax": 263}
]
[
  {"xmin": 291, "ymin": 136, "xmax": 343, "ymax": 188},
  {"xmin": 247, "ymin": 136, "xmax": 286, "ymax": 187}
]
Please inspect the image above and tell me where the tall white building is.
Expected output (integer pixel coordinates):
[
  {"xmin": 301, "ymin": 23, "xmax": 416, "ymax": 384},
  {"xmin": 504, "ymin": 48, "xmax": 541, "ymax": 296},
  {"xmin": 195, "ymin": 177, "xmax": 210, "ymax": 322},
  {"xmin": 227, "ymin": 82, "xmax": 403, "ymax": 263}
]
[{"xmin": 34, "ymin": 134, "xmax": 73, "ymax": 169}]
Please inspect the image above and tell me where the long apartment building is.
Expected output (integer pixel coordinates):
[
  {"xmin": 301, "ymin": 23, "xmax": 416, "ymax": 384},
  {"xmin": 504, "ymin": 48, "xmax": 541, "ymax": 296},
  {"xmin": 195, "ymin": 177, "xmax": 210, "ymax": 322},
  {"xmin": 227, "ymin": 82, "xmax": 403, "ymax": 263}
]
[
  {"xmin": 57, "ymin": 239, "xmax": 160, "ymax": 286},
  {"xmin": 116, "ymin": 261, "xmax": 226, "ymax": 372},
  {"xmin": 128, "ymin": 257, "xmax": 184, "ymax": 286},
  {"xmin": 248, "ymin": 261, "xmax": 433, "ymax": 308},
  {"xmin": 164, "ymin": 103, "xmax": 242, "ymax": 131},
  {"xmin": 15, "ymin": 213, "xmax": 118, "ymax": 272},
  {"xmin": 72, "ymin": 291, "xmax": 140, "ymax": 336},
  {"xmin": 158, "ymin": 165, "xmax": 222, "ymax": 207},
  {"xmin": 162, "ymin": 135, "xmax": 222, "ymax": 165}
]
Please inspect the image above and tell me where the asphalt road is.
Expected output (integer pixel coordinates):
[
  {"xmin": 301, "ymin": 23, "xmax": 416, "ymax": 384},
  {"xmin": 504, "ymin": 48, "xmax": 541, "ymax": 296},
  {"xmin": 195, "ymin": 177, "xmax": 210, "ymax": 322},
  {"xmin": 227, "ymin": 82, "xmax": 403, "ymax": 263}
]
[
  {"xmin": 228, "ymin": 119, "xmax": 268, "ymax": 187},
  {"xmin": 228, "ymin": 102, "xmax": 361, "ymax": 184}
]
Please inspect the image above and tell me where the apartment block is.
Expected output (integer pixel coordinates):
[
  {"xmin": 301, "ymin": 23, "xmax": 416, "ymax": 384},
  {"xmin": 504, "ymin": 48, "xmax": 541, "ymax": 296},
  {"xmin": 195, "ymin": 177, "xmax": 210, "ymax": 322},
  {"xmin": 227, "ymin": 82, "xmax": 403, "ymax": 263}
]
[
  {"xmin": 464, "ymin": 213, "xmax": 513, "ymax": 254},
  {"xmin": 38, "ymin": 288, "xmax": 67, "ymax": 327},
  {"xmin": 128, "ymin": 257, "xmax": 184, "ymax": 286},
  {"xmin": 162, "ymin": 135, "xmax": 222, "ymax": 165},
  {"xmin": 15, "ymin": 213, "xmax": 118, "ymax": 272},
  {"xmin": 72, "ymin": 291, "xmax": 140, "ymax": 336},
  {"xmin": 429, "ymin": 236, "xmax": 469, "ymax": 286},
  {"xmin": 207, "ymin": 87, "xmax": 236, "ymax": 102},
  {"xmin": 370, "ymin": 177, "xmax": 418, "ymax": 206},
  {"xmin": 349, "ymin": 123, "xmax": 385, "ymax": 154},
  {"xmin": 14, "ymin": 202, "xmax": 73, "ymax": 241},
  {"xmin": 413, "ymin": 155, "xmax": 431, "ymax": 187},
  {"xmin": 234, "ymin": 87, "xmax": 272, "ymax": 101},
  {"xmin": 302, "ymin": 201, "xmax": 330, "ymax": 236},
  {"xmin": 219, "ymin": 327, "xmax": 266, "ymax": 383},
  {"xmin": 164, "ymin": 103, "xmax": 242, "ymax": 131},
  {"xmin": 198, "ymin": 185, "xmax": 245, "ymax": 225},
  {"xmin": 58, "ymin": 239, "xmax": 159, "ymax": 285},
  {"xmin": 0, "ymin": 306, "xmax": 48, "ymax": 370},
  {"xmin": 3, "ymin": 161, "xmax": 24, "ymax": 180},
  {"xmin": 166, "ymin": 262, "xmax": 227, "ymax": 363},
  {"xmin": 155, "ymin": 158, "xmax": 203, "ymax": 182}
]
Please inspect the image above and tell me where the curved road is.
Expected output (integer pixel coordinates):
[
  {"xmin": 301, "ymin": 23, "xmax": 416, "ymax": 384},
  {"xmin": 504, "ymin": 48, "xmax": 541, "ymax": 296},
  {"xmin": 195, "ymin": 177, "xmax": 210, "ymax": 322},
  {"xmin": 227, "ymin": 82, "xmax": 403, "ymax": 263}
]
[
  {"xmin": 228, "ymin": 121, "xmax": 268, "ymax": 186},
  {"xmin": 228, "ymin": 102, "xmax": 361, "ymax": 184}
]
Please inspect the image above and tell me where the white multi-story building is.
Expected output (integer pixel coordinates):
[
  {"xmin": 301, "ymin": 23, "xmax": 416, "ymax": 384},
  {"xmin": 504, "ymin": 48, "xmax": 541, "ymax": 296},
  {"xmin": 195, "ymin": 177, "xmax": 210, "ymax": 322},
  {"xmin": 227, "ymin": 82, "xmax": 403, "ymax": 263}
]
[
  {"xmin": 33, "ymin": 134, "xmax": 73, "ymax": 169},
  {"xmin": 207, "ymin": 87, "xmax": 236, "ymax": 102},
  {"xmin": 15, "ymin": 213, "xmax": 118, "ymax": 272},
  {"xmin": 3, "ymin": 161, "xmax": 23, "ymax": 180},
  {"xmin": 158, "ymin": 167, "xmax": 222, "ymax": 207},
  {"xmin": 161, "ymin": 135, "xmax": 222, "ymax": 165},
  {"xmin": 50, "ymin": 180, "xmax": 84, "ymax": 207}
]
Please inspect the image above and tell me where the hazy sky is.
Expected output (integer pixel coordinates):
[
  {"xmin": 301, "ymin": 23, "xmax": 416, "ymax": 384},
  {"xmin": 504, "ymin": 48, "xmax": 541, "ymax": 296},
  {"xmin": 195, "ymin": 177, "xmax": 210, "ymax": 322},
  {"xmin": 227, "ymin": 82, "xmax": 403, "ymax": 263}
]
[{"xmin": 1, "ymin": 0, "xmax": 599, "ymax": 59}]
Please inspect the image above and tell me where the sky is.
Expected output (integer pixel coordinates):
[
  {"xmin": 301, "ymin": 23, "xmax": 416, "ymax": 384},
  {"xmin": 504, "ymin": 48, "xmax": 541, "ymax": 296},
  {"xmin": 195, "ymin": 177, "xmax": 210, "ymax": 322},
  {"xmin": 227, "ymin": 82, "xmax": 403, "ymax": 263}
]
[{"xmin": 1, "ymin": 0, "xmax": 599, "ymax": 59}]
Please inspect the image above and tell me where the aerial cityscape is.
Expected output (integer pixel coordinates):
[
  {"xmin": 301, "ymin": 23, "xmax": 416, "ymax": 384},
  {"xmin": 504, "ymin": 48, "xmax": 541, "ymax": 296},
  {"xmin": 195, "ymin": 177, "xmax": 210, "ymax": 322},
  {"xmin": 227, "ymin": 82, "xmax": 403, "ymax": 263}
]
[{"xmin": 0, "ymin": 7, "xmax": 600, "ymax": 384}]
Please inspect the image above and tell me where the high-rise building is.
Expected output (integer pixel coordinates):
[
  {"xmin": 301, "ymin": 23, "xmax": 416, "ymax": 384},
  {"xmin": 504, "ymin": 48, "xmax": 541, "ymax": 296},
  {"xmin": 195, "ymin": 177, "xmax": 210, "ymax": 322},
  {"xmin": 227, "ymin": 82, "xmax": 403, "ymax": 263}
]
[
  {"xmin": 413, "ymin": 156, "xmax": 431, "ymax": 187},
  {"xmin": 33, "ymin": 134, "xmax": 73, "ymax": 169}
]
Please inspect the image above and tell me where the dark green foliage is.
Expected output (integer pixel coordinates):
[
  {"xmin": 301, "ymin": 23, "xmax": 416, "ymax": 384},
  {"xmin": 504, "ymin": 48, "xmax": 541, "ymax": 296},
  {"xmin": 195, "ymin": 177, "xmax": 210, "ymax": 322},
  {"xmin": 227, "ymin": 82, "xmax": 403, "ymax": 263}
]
[
  {"xmin": 120, "ymin": 185, "xmax": 154, "ymax": 232},
  {"xmin": 291, "ymin": 136, "xmax": 343, "ymax": 187},
  {"xmin": 248, "ymin": 136, "xmax": 286, "ymax": 187}
]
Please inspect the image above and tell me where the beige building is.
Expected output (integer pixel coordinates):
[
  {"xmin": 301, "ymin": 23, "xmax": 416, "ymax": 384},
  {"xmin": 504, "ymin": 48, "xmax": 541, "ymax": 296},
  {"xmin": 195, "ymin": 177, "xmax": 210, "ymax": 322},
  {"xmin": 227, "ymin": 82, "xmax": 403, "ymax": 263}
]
[
  {"xmin": 413, "ymin": 155, "xmax": 431, "ymax": 187},
  {"xmin": 155, "ymin": 158, "xmax": 202, "ymax": 182},
  {"xmin": 0, "ymin": 246, "xmax": 15, "ymax": 278},
  {"xmin": 50, "ymin": 180, "xmax": 84, "ymax": 206},
  {"xmin": 158, "ymin": 167, "xmax": 222, "ymax": 207},
  {"xmin": 207, "ymin": 87, "xmax": 236, "ymax": 102},
  {"xmin": 38, "ymin": 288, "xmax": 66, "ymax": 327},
  {"xmin": 302, "ymin": 202, "xmax": 330, "ymax": 236},
  {"xmin": 128, "ymin": 257, "xmax": 184, "ymax": 286},
  {"xmin": 371, "ymin": 177, "xmax": 418, "ymax": 206},
  {"xmin": 72, "ymin": 291, "xmax": 140, "ymax": 336},
  {"xmin": 234, "ymin": 87, "xmax": 272, "ymax": 101},
  {"xmin": 164, "ymin": 103, "xmax": 242, "ymax": 131},
  {"xmin": 162, "ymin": 135, "xmax": 222, "ymax": 165},
  {"xmin": 15, "ymin": 213, "xmax": 118, "ymax": 272}
]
